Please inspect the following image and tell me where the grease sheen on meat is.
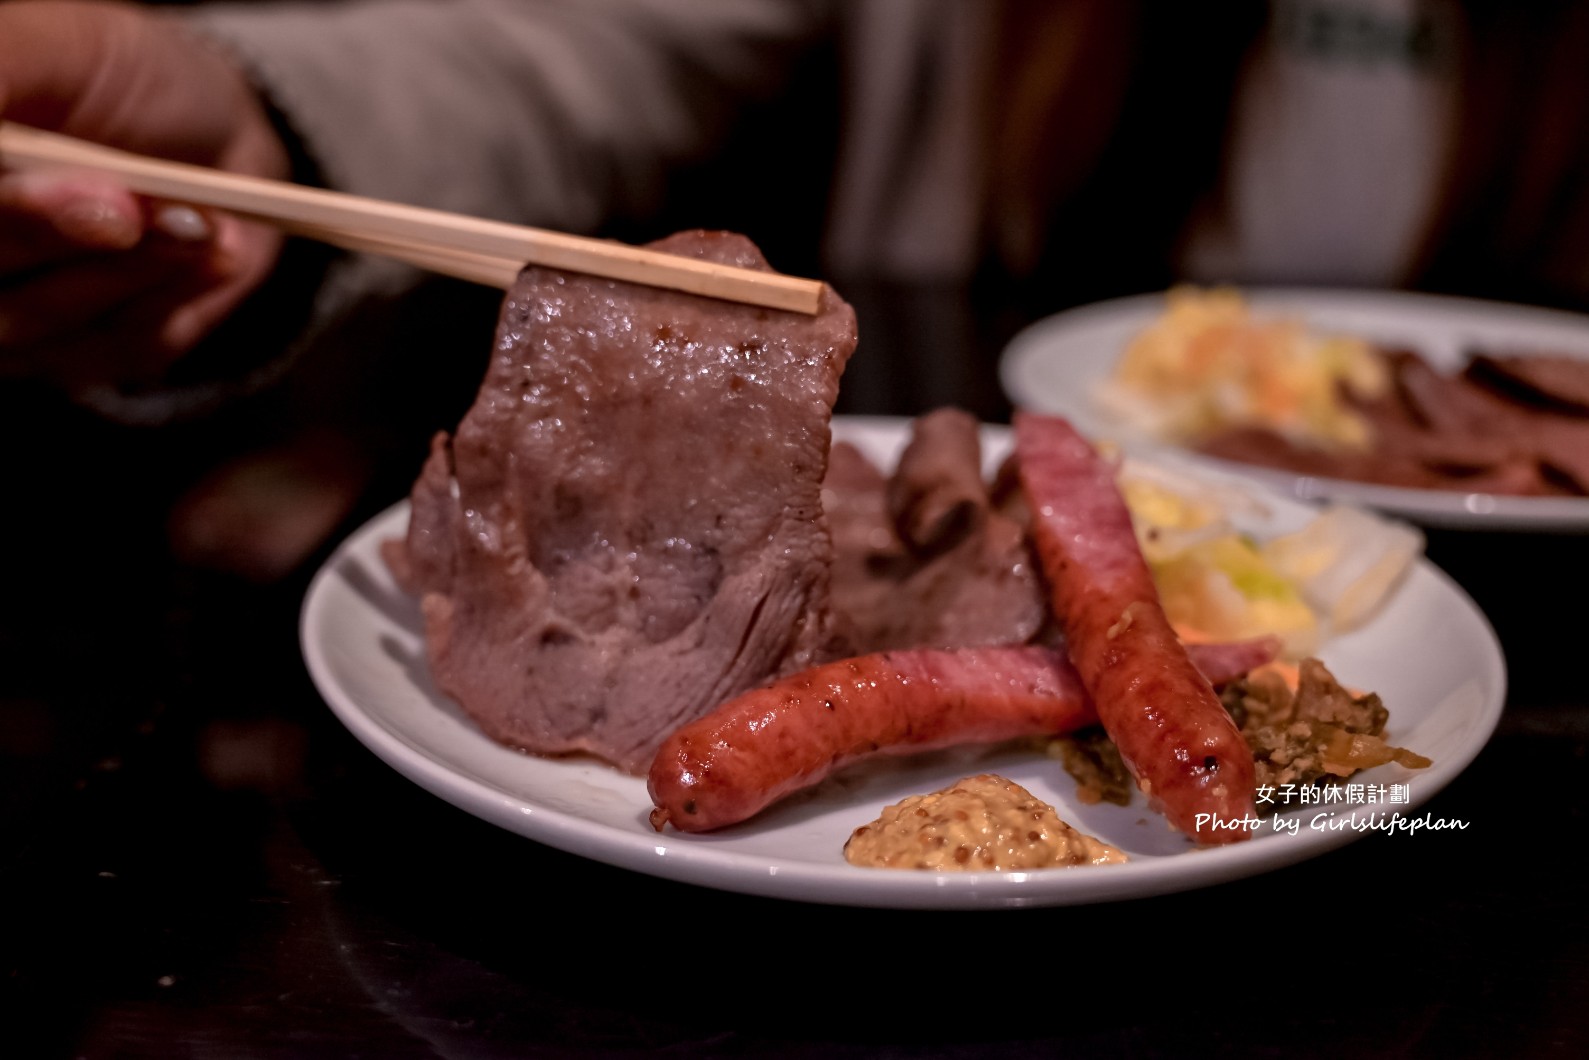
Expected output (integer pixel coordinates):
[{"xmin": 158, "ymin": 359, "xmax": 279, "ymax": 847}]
[{"xmin": 384, "ymin": 231, "xmax": 858, "ymax": 774}]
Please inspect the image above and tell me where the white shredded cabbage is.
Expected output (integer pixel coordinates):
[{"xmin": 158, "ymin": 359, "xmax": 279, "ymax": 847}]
[{"xmin": 1260, "ymin": 505, "xmax": 1424, "ymax": 636}]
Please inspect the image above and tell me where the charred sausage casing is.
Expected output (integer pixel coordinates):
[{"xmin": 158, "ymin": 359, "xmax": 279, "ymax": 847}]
[{"xmin": 1013, "ymin": 412, "xmax": 1259, "ymax": 844}]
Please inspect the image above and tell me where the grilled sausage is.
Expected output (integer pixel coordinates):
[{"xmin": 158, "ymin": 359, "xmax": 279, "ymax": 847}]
[
  {"xmin": 1013, "ymin": 413, "xmax": 1259, "ymax": 844},
  {"xmin": 646, "ymin": 639, "xmax": 1273, "ymax": 833}
]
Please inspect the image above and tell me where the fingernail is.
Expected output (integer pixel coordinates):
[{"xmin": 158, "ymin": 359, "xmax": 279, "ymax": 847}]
[
  {"xmin": 153, "ymin": 204, "xmax": 214, "ymax": 243},
  {"xmin": 58, "ymin": 198, "xmax": 141, "ymax": 248}
]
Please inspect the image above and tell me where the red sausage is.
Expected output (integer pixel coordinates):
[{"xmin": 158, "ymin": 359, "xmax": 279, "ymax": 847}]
[
  {"xmin": 646, "ymin": 641, "xmax": 1272, "ymax": 833},
  {"xmin": 1013, "ymin": 412, "xmax": 1259, "ymax": 844}
]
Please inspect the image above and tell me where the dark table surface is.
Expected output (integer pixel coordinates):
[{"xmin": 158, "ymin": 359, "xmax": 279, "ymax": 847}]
[{"xmin": 5, "ymin": 279, "xmax": 1588, "ymax": 1059}]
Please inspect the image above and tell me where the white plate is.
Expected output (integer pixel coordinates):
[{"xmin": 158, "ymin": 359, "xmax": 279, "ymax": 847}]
[
  {"xmin": 999, "ymin": 287, "xmax": 1589, "ymax": 531},
  {"xmin": 300, "ymin": 416, "xmax": 1505, "ymax": 909}
]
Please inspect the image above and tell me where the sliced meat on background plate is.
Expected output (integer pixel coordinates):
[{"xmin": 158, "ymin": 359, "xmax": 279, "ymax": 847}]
[
  {"xmin": 1465, "ymin": 352, "xmax": 1589, "ymax": 414},
  {"xmin": 1198, "ymin": 347, "xmax": 1589, "ymax": 495}
]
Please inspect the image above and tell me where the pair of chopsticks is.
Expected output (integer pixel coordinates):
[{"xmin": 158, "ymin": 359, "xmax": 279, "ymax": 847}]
[{"xmin": 0, "ymin": 121, "xmax": 823, "ymax": 315}]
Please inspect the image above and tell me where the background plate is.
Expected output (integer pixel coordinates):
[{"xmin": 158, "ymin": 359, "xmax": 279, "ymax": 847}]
[{"xmin": 999, "ymin": 288, "xmax": 1589, "ymax": 530}]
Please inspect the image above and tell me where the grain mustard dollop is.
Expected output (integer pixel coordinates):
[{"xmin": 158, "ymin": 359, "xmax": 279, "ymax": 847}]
[{"xmin": 843, "ymin": 774, "xmax": 1128, "ymax": 871}]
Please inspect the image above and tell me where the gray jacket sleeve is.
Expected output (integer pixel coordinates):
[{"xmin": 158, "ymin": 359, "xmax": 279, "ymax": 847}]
[{"xmin": 184, "ymin": 0, "xmax": 830, "ymax": 231}]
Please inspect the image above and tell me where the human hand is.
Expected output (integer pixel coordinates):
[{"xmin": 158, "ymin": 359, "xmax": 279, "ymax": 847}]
[{"xmin": 0, "ymin": 0, "xmax": 291, "ymax": 394}]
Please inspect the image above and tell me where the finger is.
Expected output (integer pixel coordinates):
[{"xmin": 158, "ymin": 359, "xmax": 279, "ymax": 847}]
[
  {"xmin": 4, "ymin": 289, "xmax": 199, "ymax": 396},
  {"xmin": 156, "ymin": 213, "xmax": 283, "ymax": 352},
  {"xmin": 0, "ymin": 201, "xmax": 228, "ymax": 351},
  {"xmin": 14, "ymin": 222, "xmax": 274, "ymax": 393},
  {"xmin": 0, "ymin": 178, "xmax": 221, "ymax": 275},
  {"xmin": 0, "ymin": 244, "xmax": 209, "ymax": 351},
  {"xmin": 48, "ymin": 272, "xmax": 255, "ymax": 395},
  {"xmin": 0, "ymin": 168, "xmax": 145, "ymax": 272}
]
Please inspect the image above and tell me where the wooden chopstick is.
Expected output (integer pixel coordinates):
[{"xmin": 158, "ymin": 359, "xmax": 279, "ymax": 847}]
[
  {"xmin": 0, "ymin": 121, "xmax": 824, "ymax": 314},
  {"xmin": 279, "ymin": 222, "xmax": 526, "ymax": 289}
]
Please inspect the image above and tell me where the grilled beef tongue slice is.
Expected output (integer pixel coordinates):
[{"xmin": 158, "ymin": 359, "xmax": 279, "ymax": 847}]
[
  {"xmin": 1465, "ymin": 352, "xmax": 1589, "ymax": 415},
  {"xmin": 886, "ymin": 407, "xmax": 988, "ymax": 553},
  {"xmin": 384, "ymin": 230, "xmax": 858, "ymax": 774},
  {"xmin": 823, "ymin": 412, "xmax": 1045, "ymax": 653}
]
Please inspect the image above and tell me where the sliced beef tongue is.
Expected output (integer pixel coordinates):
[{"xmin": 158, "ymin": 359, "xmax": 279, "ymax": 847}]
[
  {"xmin": 385, "ymin": 230, "xmax": 858, "ymax": 775},
  {"xmin": 823, "ymin": 409, "xmax": 1045, "ymax": 653},
  {"xmin": 1465, "ymin": 352, "xmax": 1589, "ymax": 415},
  {"xmin": 886, "ymin": 407, "xmax": 988, "ymax": 552},
  {"xmin": 1393, "ymin": 351, "xmax": 1589, "ymax": 492}
]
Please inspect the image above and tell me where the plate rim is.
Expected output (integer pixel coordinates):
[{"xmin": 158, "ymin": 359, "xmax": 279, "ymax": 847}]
[{"xmin": 300, "ymin": 416, "xmax": 1508, "ymax": 909}]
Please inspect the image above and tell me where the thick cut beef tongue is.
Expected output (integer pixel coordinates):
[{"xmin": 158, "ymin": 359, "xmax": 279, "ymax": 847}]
[
  {"xmin": 384, "ymin": 231, "xmax": 858, "ymax": 774},
  {"xmin": 822, "ymin": 410, "xmax": 1045, "ymax": 654}
]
